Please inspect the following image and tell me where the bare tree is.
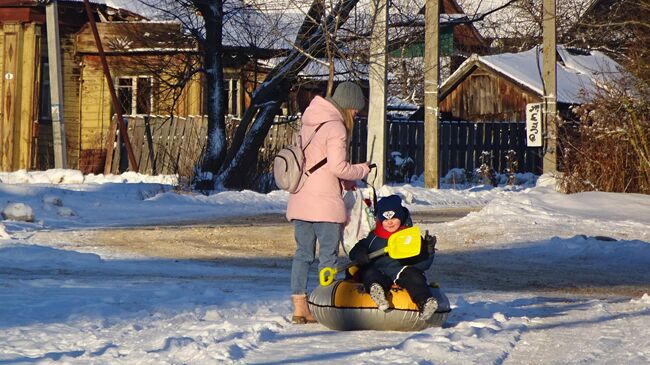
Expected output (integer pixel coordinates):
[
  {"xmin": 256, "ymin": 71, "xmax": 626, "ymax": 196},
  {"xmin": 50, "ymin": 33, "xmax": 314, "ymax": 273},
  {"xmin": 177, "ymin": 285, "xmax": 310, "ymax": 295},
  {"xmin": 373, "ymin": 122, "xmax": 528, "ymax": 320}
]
[
  {"xmin": 457, "ymin": 0, "xmax": 592, "ymax": 53},
  {"xmin": 123, "ymin": 0, "xmax": 230, "ymax": 176},
  {"xmin": 559, "ymin": 0, "xmax": 650, "ymax": 193},
  {"xmin": 122, "ymin": 0, "xmax": 538, "ymax": 188},
  {"xmin": 118, "ymin": 0, "xmax": 363, "ymax": 189},
  {"xmin": 217, "ymin": 0, "xmax": 363, "ymax": 188},
  {"xmin": 571, "ymin": 0, "xmax": 650, "ymax": 82}
]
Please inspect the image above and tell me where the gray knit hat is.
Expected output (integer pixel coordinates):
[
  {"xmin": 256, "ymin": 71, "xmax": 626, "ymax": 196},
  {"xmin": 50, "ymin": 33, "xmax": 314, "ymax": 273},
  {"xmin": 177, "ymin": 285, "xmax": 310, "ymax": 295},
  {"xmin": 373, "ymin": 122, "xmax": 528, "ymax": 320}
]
[{"xmin": 330, "ymin": 81, "xmax": 365, "ymax": 110}]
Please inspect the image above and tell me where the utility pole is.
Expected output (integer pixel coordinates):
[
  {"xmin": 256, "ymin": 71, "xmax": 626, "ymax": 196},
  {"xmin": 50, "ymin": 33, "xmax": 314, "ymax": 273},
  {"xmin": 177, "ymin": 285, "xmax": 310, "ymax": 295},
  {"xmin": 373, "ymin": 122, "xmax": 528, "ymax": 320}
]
[
  {"xmin": 542, "ymin": 0, "xmax": 557, "ymax": 174},
  {"xmin": 367, "ymin": 0, "xmax": 388, "ymax": 187},
  {"xmin": 45, "ymin": 0, "xmax": 67, "ymax": 168},
  {"xmin": 424, "ymin": 0, "xmax": 440, "ymax": 188},
  {"xmin": 82, "ymin": 0, "xmax": 138, "ymax": 172}
]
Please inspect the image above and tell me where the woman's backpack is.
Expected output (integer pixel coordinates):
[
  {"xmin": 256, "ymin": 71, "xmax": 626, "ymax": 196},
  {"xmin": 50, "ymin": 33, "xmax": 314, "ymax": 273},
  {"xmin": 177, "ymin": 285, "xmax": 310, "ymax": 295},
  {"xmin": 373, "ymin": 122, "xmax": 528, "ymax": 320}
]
[{"xmin": 273, "ymin": 123, "xmax": 328, "ymax": 193}]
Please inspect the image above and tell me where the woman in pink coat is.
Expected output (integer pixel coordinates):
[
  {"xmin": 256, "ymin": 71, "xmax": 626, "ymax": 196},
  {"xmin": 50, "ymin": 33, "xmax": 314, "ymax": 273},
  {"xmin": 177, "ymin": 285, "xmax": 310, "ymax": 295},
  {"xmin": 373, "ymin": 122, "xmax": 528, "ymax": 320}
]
[{"xmin": 287, "ymin": 82, "xmax": 371, "ymax": 324}]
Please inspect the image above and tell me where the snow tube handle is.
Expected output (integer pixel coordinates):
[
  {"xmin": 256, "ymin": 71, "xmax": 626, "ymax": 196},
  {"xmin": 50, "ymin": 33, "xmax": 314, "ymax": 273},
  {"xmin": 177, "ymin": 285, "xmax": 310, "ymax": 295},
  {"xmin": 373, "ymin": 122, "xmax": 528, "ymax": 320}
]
[
  {"xmin": 320, "ymin": 267, "xmax": 337, "ymax": 286},
  {"xmin": 319, "ymin": 248, "xmax": 387, "ymax": 286}
]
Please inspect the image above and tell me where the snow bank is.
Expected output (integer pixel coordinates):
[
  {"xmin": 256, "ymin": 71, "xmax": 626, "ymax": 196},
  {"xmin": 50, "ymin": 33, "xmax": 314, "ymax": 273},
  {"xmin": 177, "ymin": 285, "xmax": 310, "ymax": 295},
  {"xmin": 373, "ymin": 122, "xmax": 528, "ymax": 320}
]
[{"xmin": 0, "ymin": 169, "xmax": 177, "ymax": 185}]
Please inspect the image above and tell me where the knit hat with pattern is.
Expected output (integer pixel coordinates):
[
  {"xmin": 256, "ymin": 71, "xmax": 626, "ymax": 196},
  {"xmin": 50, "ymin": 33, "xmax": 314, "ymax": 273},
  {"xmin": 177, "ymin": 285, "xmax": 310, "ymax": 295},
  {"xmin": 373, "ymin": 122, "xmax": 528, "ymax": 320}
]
[{"xmin": 376, "ymin": 195, "xmax": 408, "ymax": 223}]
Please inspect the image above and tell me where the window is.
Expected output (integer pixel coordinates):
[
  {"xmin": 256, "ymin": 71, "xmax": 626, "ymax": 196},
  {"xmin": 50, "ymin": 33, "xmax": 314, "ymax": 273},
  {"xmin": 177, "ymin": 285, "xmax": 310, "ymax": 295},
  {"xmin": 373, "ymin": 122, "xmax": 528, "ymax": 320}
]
[
  {"xmin": 116, "ymin": 78, "xmax": 132, "ymax": 115},
  {"xmin": 224, "ymin": 78, "xmax": 240, "ymax": 116},
  {"xmin": 39, "ymin": 59, "xmax": 52, "ymax": 122},
  {"xmin": 116, "ymin": 76, "xmax": 153, "ymax": 115}
]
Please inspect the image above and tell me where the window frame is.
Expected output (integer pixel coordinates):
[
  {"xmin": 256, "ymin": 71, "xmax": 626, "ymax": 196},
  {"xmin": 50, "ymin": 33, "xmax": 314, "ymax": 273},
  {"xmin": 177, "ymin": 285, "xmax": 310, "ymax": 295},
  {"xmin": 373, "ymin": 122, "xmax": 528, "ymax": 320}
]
[
  {"xmin": 224, "ymin": 77, "xmax": 242, "ymax": 117},
  {"xmin": 115, "ymin": 75, "xmax": 154, "ymax": 116}
]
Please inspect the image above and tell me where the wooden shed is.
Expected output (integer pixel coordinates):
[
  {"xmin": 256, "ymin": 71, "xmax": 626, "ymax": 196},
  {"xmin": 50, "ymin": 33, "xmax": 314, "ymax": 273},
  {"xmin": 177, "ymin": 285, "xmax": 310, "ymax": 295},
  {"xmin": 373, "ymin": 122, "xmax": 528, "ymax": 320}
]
[{"xmin": 437, "ymin": 45, "xmax": 623, "ymax": 122}]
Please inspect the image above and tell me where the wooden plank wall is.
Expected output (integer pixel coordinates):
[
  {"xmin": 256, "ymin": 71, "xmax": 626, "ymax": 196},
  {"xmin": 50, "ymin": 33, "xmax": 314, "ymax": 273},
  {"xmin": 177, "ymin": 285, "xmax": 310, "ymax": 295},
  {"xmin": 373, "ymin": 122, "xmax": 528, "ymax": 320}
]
[
  {"xmin": 60, "ymin": 31, "xmax": 81, "ymax": 169},
  {"xmin": 439, "ymin": 69, "xmax": 539, "ymax": 122},
  {"xmin": 79, "ymin": 55, "xmax": 112, "ymax": 171}
]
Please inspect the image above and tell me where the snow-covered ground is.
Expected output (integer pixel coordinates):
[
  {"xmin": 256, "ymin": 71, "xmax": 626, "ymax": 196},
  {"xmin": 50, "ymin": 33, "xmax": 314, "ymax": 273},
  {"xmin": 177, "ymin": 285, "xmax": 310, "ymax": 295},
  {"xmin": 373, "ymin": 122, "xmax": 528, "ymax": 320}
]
[{"xmin": 1, "ymin": 169, "xmax": 649, "ymax": 364}]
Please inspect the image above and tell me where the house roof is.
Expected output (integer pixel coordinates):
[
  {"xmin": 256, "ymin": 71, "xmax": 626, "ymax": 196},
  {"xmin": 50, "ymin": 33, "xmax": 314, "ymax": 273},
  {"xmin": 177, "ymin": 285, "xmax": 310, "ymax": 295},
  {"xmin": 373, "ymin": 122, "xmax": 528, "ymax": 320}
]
[
  {"xmin": 0, "ymin": 1, "xmax": 144, "ymax": 25},
  {"xmin": 440, "ymin": 45, "xmax": 623, "ymax": 104},
  {"xmin": 74, "ymin": 21, "xmax": 198, "ymax": 54},
  {"xmin": 260, "ymin": 57, "xmax": 375, "ymax": 82}
]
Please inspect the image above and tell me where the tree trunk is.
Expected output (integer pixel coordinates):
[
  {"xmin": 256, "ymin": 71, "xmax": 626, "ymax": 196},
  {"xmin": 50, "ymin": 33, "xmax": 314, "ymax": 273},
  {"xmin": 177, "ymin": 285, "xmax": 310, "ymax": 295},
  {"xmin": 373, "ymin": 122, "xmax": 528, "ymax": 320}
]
[
  {"xmin": 217, "ymin": 0, "xmax": 360, "ymax": 189},
  {"xmin": 197, "ymin": 0, "xmax": 227, "ymax": 174}
]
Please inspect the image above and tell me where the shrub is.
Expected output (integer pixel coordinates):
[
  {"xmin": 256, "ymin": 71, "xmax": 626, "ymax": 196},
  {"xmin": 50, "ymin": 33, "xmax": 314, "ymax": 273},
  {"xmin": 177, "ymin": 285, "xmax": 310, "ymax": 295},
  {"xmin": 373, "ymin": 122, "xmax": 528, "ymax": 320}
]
[{"xmin": 560, "ymin": 77, "xmax": 650, "ymax": 194}]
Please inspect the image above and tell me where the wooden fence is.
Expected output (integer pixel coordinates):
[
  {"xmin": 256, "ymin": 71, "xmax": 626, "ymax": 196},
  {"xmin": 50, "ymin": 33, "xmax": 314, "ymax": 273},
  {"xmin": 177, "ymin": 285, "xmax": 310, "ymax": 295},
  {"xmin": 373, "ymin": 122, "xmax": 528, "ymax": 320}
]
[
  {"xmin": 106, "ymin": 115, "xmax": 208, "ymax": 175},
  {"xmin": 350, "ymin": 117, "xmax": 543, "ymax": 178},
  {"xmin": 106, "ymin": 115, "xmax": 299, "ymax": 176},
  {"xmin": 438, "ymin": 120, "xmax": 543, "ymax": 176},
  {"xmin": 106, "ymin": 114, "xmax": 542, "ymax": 180}
]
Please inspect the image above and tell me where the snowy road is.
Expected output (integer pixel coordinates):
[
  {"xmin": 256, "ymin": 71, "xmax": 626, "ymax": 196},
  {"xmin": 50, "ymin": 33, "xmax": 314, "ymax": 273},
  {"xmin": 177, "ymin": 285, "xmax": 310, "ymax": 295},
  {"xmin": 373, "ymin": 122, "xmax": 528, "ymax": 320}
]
[
  {"xmin": 1, "ymin": 247, "xmax": 649, "ymax": 364},
  {"xmin": 2, "ymin": 172, "xmax": 650, "ymax": 364}
]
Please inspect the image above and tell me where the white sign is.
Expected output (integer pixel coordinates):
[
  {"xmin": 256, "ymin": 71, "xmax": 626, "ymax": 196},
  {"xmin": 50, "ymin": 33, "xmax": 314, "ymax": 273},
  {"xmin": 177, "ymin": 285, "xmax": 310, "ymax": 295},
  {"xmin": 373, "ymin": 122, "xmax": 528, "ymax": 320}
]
[
  {"xmin": 526, "ymin": 103, "xmax": 543, "ymax": 147},
  {"xmin": 51, "ymin": 105, "xmax": 60, "ymax": 120}
]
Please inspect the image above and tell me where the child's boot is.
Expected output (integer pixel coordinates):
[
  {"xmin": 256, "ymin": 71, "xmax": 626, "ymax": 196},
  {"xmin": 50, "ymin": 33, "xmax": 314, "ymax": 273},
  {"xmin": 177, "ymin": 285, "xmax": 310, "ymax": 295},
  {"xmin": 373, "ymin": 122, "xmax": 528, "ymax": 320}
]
[
  {"xmin": 291, "ymin": 294, "xmax": 317, "ymax": 324},
  {"xmin": 369, "ymin": 283, "xmax": 390, "ymax": 311},
  {"xmin": 419, "ymin": 297, "xmax": 438, "ymax": 321}
]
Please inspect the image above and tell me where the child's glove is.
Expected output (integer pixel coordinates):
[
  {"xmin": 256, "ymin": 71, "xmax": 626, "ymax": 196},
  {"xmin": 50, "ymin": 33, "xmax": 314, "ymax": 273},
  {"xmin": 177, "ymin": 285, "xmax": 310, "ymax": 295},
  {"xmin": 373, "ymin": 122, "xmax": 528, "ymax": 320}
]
[
  {"xmin": 350, "ymin": 246, "xmax": 370, "ymax": 266},
  {"xmin": 422, "ymin": 231, "xmax": 437, "ymax": 254}
]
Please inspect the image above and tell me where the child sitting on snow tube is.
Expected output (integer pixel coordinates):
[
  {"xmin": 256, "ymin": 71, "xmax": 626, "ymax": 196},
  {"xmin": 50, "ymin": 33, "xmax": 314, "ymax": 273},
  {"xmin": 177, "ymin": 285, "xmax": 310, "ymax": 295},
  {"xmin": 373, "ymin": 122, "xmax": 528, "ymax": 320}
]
[{"xmin": 348, "ymin": 194, "xmax": 438, "ymax": 320}]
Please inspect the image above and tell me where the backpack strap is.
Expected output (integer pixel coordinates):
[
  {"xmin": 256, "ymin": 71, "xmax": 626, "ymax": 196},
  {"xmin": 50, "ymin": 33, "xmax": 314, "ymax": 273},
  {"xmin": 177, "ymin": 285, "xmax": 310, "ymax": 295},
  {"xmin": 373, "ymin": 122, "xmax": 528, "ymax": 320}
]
[
  {"xmin": 305, "ymin": 157, "xmax": 327, "ymax": 175},
  {"xmin": 301, "ymin": 121, "xmax": 331, "ymax": 176},
  {"xmin": 301, "ymin": 122, "xmax": 328, "ymax": 151}
]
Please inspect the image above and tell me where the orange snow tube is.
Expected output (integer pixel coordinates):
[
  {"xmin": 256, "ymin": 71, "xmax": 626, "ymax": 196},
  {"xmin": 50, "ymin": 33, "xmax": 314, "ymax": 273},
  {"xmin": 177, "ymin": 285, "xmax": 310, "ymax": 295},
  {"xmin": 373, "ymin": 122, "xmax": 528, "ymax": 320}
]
[{"xmin": 308, "ymin": 280, "xmax": 450, "ymax": 331}]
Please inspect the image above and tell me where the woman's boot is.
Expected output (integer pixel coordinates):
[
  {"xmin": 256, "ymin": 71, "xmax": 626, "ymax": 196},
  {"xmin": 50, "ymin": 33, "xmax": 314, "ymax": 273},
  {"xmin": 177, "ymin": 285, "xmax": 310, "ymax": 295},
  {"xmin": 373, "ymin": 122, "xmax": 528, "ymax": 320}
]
[{"xmin": 291, "ymin": 294, "xmax": 317, "ymax": 324}]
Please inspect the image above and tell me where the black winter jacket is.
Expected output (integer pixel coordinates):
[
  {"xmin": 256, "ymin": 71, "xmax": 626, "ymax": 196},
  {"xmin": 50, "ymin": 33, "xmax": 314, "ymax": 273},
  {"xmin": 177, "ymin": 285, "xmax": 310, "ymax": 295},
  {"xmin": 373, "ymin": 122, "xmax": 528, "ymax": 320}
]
[{"xmin": 349, "ymin": 230, "xmax": 434, "ymax": 280}]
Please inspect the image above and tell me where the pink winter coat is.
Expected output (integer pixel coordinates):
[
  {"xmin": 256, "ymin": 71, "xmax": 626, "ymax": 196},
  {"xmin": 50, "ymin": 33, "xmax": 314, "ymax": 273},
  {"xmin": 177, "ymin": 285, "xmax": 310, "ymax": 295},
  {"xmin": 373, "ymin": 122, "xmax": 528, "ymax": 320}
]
[{"xmin": 286, "ymin": 96, "xmax": 370, "ymax": 223}]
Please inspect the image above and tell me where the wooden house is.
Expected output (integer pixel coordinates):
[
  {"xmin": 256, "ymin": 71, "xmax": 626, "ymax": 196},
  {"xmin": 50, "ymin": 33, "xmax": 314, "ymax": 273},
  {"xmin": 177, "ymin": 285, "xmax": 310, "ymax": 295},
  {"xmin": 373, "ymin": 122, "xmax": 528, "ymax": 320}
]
[
  {"xmin": 1, "ymin": 1, "xmax": 143, "ymax": 172},
  {"xmin": 417, "ymin": 0, "xmax": 488, "ymax": 56},
  {"xmin": 398, "ymin": 0, "xmax": 488, "ymax": 79},
  {"xmin": 0, "ymin": 1, "xmax": 199, "ymax": 172},
  {"xmin": 396, "ymin": 45, "xmax": 624, "ymax": 176},
  {"xmin": 73, "ymin": 21, "xmax": 209, "ymax": 173},
  {"xmin": 0, "ymin": 1, "xmax": 279, "ymax": 174},
  {"xmin": 437, "ymin": 45, "xmax": 623, "ymax": 122}
]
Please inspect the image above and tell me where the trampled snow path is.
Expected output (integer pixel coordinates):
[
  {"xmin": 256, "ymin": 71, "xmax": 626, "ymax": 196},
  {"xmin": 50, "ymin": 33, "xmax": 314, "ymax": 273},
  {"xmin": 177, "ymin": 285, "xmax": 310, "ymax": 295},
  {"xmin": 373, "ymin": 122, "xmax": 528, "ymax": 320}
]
[{"xmin": 1, "ymin": 243, "xmax": 649, "ymax": 365}]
